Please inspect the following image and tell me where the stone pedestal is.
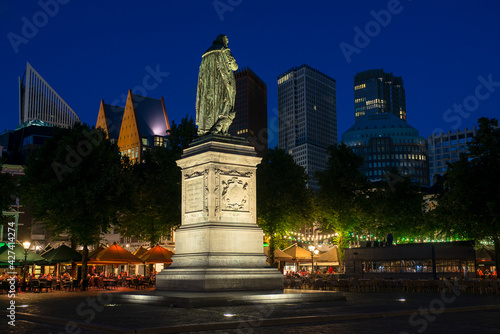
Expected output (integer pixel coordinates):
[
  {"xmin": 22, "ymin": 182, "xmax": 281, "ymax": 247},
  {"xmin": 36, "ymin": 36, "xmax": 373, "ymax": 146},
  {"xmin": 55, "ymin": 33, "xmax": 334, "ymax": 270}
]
[{"xmin": 156, "ymin": 135, "xmax": 283, "ymax": 291}]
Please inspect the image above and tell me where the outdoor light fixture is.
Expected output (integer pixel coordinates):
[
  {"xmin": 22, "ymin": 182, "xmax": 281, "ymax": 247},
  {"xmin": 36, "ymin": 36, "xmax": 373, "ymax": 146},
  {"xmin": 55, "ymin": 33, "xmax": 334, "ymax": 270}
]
[
  {"xmin": 308, "ymin": 245, "xmax": 319, "ymax": 274},
  {"xmin": 22, "ymin": 241, "xmax": 31, "ymax": 250},
  {"xmin": 22, "ymin": 241, "xmax": 31, "ymax": 289}
]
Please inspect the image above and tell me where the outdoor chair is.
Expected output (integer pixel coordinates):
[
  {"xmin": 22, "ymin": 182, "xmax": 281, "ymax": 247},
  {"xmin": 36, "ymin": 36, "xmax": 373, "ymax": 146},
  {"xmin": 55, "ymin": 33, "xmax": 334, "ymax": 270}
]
[
  {"xmin": 1, "ymin": 280, "xmax": 8, "ymax": 293},
  {"xmin": 132, "ymin": 278, "xmax": 141, "ymax": 289},
  {"xmin": 140, "ymin": 277, "xmax": 150, "ymax": 289},
  {"xmin": 480, "ymin": 280, "xmax": 490, "ymax": 294},
  {"xmin": 71, "ymin": 279, "xmax": 80, "ymax": 291},
  {"xmin": 50, "ymin": 279, "xmax": 58, "ymax": 292},
  {"xmin": 349, "ymin": 279, "xmax": 360, "ymax": 292},
  {"xmin": 489, "ymin": 280, "xmax": 498, "ymax": 294},
  {"xmin": 39, "ymin": 279, "xmax": 50, "ymax": 292},
  {"xmin": 313, "ymin": 278, "xmax": 323, "ymax": 290},
  {"xmin": 31, "ymin": 280, "xmax": 41, "ymax": 293}
]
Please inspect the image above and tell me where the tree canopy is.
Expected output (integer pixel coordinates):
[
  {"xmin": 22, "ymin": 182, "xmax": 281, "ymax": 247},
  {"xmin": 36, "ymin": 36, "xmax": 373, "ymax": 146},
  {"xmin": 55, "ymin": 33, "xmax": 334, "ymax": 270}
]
[
  {"xmin": 315, "ymin": 143, "xmax": 370, "ymax": 260},
  {"xmin": 117, "ymin": 115, "xmax": 197, "ymax": 245},
  {"xmin": 21, "ymin": 123, "xmax": 126, "ymax": 280},
  {"xmin": 434, "ymin": 117, "xmax": 500, "ymax": 269},
  {"xmin": 257, "ymin": 148, "xmax": 313, "ymax": 264},
  {"xmin": 367, "ymin": 170, "xmax": 428, "ymax": 242},
  {"xmin": 0, "ymin": 162, "xmax": 16, "ymax": 224}
]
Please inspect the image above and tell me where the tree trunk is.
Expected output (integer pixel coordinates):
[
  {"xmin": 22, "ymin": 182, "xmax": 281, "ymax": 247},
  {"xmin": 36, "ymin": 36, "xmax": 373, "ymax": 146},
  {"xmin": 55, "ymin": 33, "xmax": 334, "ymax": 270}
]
[
  {"xmin": 494, "ymin": 236, "xmax": 500, "ymax": 276},
  {"xmin": 81, "ymin": 244, "xmax": 89, "ymax": 290},
  {"xmin": 269, "ymin": 232, "xmax": 276, "ymax": 267}
]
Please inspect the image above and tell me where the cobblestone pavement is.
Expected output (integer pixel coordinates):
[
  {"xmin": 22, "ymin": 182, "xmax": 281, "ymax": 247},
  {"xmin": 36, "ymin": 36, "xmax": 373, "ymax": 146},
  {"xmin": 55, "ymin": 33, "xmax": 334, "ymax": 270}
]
[{"xmin": 1, "ymin": 288, "xmax": 500, "ymax": 333}]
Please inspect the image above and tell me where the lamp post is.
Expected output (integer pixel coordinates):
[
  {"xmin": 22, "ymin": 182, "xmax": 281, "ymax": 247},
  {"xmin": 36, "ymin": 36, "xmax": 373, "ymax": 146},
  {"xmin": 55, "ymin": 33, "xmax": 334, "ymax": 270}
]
[
  {"xmin": 22, "ymin": 241, "xmax": 31, "ymax": 291},
  {"xmin": 308, "ymin": 245, "xmax": 319, "ymax": 275}
]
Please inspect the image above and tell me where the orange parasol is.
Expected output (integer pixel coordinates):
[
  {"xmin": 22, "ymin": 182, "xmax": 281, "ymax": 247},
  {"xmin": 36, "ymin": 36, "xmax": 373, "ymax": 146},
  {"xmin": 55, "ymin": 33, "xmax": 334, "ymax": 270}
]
[
  {"xmin": 89, "ymin": 243, "xmax": 143, "ymax": 264},
  {"xmin": 140, "ymin": 245, "xmax": 174, "ymax": 264}
]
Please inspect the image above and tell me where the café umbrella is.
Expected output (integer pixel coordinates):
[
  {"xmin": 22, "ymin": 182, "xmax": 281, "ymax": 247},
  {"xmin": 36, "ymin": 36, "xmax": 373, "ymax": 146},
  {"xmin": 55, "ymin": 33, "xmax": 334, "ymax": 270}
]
[
  {"xmin": 0, "ymin": 243, "xmax": 46, "ymax": 266},
  {"xmin": 85, "ymin": 243, "xmax": 143, "ymax": 276},
  {"xmin": 41, "ymin": 244, "xmax": 83, "ymax": 276},
  {"xmin": 283, "ymin": 244, "xmax": 318, "ymax": 272},
  {"xmin": 88, "ymin": 245, "xmax": 106, "ymax": 261},
  {"xmin": 41, "ymin": 245, "xmax": 83, "ymax": 264},
  {"xmin": 94, "ymin": 243, "xmax": 143, "ymax": 264},
  {"xmin": 133, "ymin": 246, "xmax": 149, "ymax": 259},
  {"xmin": 264, "ymin": 246, "xmax": 294, "ymax": 261},
  {"xmin": 140, "ymin": 245, "xmax": 174, "ymax": 264}
]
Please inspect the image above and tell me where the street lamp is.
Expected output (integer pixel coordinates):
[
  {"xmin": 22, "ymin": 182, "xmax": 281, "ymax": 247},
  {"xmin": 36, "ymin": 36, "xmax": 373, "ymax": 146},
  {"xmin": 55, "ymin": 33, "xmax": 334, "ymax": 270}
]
[
  {"xmin": 22, "ymin": 241, "xmax": 31, "ymax": 290},
  {"xmin": 308, "ymin": 245, "xmax": 319, "ymax": 275}
]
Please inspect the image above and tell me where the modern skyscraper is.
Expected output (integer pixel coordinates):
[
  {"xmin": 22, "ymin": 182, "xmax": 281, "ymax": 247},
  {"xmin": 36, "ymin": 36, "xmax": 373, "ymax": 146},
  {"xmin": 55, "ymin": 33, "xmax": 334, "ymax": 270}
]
[
  {"xmin": 354, "ymin": 69, "xmax": 406, "ymax": 122},
  {"xmin": 19, "ymin": 62, "xmax": 80, "ymax": 128},
  {"xmin": 427, "ymin": 127, "xmax": 476, "ymax": 184},
  {"xmin": 342, "ymin": 113, "xmax": 429, "ymax": 186},
  {"xmin": 278, "ymin": 64, "xmax": 337, "ymax": 192},
  {"xmin": 228, "ymin": 67, "xmax": 268, "ymax": 156}
]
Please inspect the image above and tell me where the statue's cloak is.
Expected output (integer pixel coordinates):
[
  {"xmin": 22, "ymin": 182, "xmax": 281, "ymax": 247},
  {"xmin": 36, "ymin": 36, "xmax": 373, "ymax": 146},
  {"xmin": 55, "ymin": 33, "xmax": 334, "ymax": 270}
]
[{"xmin": 196, "ymin": 42, "xmax": 237, "ymax": 135}]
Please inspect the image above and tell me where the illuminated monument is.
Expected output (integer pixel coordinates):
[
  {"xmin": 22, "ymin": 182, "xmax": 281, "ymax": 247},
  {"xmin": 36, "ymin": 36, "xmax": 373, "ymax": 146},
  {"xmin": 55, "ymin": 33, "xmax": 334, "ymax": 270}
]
[{"xmin": 156, "ymin": 35, "xmax": 283, "ymax": 291}]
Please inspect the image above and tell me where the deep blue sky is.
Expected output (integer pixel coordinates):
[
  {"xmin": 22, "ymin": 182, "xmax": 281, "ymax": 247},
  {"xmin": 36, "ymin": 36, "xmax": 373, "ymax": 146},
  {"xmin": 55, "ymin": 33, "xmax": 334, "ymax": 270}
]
[{"xmin": 1, "ymin": 0, "xmax": 499, "ymax": 148}]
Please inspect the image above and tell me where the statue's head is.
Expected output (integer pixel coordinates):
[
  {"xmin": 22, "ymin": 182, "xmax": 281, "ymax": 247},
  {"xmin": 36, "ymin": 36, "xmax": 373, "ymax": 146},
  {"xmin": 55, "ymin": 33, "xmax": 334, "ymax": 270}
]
[{"xmin": 214, "ymin": 34, "xmax": 229, "ymax": 47}]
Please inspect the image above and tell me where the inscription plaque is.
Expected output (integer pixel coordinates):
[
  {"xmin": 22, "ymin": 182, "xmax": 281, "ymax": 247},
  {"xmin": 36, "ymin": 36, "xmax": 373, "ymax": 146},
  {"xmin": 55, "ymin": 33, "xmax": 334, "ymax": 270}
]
[{"xmin": 185, "ymin": 178, "xmax": 203, "ymax": 213}]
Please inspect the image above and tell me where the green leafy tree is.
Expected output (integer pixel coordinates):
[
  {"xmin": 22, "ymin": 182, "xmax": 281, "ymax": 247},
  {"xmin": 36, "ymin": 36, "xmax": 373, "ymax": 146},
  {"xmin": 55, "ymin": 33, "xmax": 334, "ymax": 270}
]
[
  {"xmin": 435, "ymin": 117, "xmax": 500, "ymax": 270},
  {"xmin": 316, "ymin": 143, "xmax": 370, "ymax": 266},
  {"xmin": 118, "ymin": 147, "xmax": 181, "ymax": 245},
  {"xmin": 21, "ymin": 123, "xmax": 126, "ymax": 282},
  {"xmin": 167, "ymin": 115, "xmax": 198, "ymax": 158},
  {"xmin": 368, "ymin": 170, "xmax": 428, "ymax": 242},
  {"xmin": 118, "ymin": 115, "xmax": 197, "ymax": 245},
  {"xmin": 0, "ymin": 163, "xmax": 16, "ymax": 225},
  {"xmin": 257, "ymin": 148, "xmax": 313, "ymax": 265}
]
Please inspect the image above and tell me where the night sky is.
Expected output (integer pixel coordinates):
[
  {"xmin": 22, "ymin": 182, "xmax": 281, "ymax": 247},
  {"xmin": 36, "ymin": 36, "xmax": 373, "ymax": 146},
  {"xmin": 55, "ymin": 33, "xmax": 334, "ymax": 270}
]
[{"xmin": 1, "ymin": 0, "xmax": 499, "ymax": 148}]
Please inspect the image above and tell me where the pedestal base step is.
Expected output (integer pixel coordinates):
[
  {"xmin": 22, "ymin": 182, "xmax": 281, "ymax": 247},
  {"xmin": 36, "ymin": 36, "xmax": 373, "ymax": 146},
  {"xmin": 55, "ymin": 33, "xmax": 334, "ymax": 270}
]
[
  {"xmin": 156, "ymin": 267, "xmax": 283, "ymax": 292},
  {"xmin": 109, "ymin": 289, "xmax": 346, "ymax": 308}
]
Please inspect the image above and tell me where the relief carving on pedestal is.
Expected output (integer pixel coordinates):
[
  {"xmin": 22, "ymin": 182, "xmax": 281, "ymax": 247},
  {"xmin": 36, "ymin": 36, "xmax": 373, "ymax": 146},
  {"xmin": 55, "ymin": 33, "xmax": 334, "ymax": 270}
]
[{"xmin": 221, "ymin": 177, "xmax": 248, "ymax": 211}]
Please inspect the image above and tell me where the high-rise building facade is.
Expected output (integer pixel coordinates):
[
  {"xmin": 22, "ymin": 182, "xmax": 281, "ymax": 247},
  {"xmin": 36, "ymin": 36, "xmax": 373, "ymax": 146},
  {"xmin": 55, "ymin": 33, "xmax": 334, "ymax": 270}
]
[
  {"xmin": 228, "ymin": 67, "xmax": 268, "ymax": 156},
  {"xmin": 342, "ymin": 113, "xmax": 429, "ymax": 185},
  {"xmin": 19, "ymin": 62, "xmax": 80, "ymax": 128},
  {"xmin": 354, "ymin": 69, "xmax": 406, "ymax": 122},
  {"xmin": 278, "ymin": 64, "xmax": 337, "ymax": 192},
  {"xmin": 427, "ymin": 127, "xmax": 476, "ymax": 183}
]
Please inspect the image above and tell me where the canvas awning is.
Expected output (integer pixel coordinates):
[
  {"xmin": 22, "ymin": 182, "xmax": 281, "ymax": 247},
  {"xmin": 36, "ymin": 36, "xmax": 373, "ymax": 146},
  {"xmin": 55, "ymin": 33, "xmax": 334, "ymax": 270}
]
[
  {"xmin": 140, "ymin": 245, "xmax": 174, "ymax": 264},
  {"xmin": 87, "ymin": 243, "xmax": 143, "ymax": 264},
  {"xmin": 133, "ymin": 246, "xmax": 149, "ymax": 258},
  {"xmin": 41, "ymin": 244, "xmax": 82, "ymax": 264},
  {"xmin": 476, "ymin": 246, "xmax": 495, "ymax": 263},
  {"xmin": 316, "ymin": 246, "xmax": 340, "ymax": 266},
  {"xmin": 88, "ymin": 245, "xmax": 106, "ymax": 260},
  {"xmin": 264, "ymin": 246, "xmax": 293, "ymax": 261},
  {"xmin": 282, "ymin": 244, "xmax": 316, "ymax": 261},
  {"xmin": 0, "ymin": 244, "xmax": 46, "ymax": 266}
]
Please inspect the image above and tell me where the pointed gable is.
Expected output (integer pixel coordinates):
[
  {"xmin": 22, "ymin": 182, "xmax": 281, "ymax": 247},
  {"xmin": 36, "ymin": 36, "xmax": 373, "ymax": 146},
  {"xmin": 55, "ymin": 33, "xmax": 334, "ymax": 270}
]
[
  {"xmin": 96, "ymin": 100, "xmax": 124, "ymax": 142},
  {"xmin": 117, "ymin": 90, "xmax": 141, "ymax": 163},
  {"xmin": 131, "ymin": 94, "xmax": 170, "ymax": 138},
  {"xmin": 96, "ymin": 100, "xmax": 109, "ymax": 137}
]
